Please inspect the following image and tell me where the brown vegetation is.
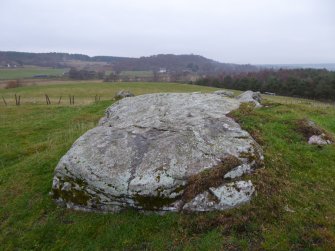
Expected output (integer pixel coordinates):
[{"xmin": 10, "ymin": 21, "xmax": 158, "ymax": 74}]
[
  {"xmin": 296, "ymin": 118, "xmax": 334, "ymax": 142},
  {"xmin": 227, "ymin": 102, "xmax": 256, "ymax": 123},
  {"xmin": 5, "ymin": 80, "xmax": 21, "ymax": 89},
  {"xmin": 181, "ymin": 155, "xmax": 241, "ymax": 203}
]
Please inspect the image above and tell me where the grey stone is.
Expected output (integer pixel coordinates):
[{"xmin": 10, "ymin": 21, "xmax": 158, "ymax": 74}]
[
  {"xmin": 236, "ymin": 90, "xmax": 262, "ymax": 107},
  {"xmin": 114, "ymin": 90, "xmax": 134, "ymax": 99},
  {"xmin": 308, "ymin": 134, "xmax": 332, "ymax": 145},
  {"xmin": 182, "ymin": 181, "xmax": 255, "ymax": 211},
  {"xmin": 52, "ymin": 93, "xmax": 263, "ymax": 213},
  {"xmin": 213, "ymin": 90, "xmax": 234, "ymax": 97},
  {"xmin": 224, "ymin": 164, "xmax": 252, "ymax": 179}
]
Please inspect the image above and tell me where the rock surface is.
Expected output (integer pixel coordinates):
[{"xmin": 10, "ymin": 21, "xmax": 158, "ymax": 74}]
[
  {"xmin": 236, "ymin": 90, "xmax": 262, "ymax": 107},
  {"xmin": 182, "ymin": 181, "xmax": 255, "ymax": 211},
  {"xmin": 52, "ymin": 92, "xmax": 263, "ymax": 212}
]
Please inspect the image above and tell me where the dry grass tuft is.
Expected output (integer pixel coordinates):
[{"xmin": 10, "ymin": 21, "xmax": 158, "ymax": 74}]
[
  {"xmin": 227, "ymin": 102, "xmax": 256, "ymax": 123},
  {"xmin": 296, "ymin": 118, "xmax": 334, "ymax": 142},
  {"xmin": 5, "ymin": 80, "xmax": 21, "ymax": 89},
  {"xmin": 249, "ymin": 129, "xmax": 265, "ymax": 145},
  {"xmin": 181, "ymin": 155, "xmax": 241, "ymax": 203}
]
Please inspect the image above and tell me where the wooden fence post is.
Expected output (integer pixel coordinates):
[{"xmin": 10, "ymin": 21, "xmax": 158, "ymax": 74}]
[
  {"xmin": 2, "ymin": 96, "xmax": 7, "ymax": 106},
  {"xmin": 69, "ymin": 95, "xmax": 74, "ymax": 105},
  {"xmin": 58, "ymin": 96, "xmax": 62, "ymax": 105},
  {"xmin": 95, "ymin": 95, "xmax": 101, "ymax": 103},
  {"xmin": 14, "ymin": 94, "xmax": 20, "ymax": 105},
  {"xmin": 45, "ymin": 94, "xmax": 51, "ymax": 105}
]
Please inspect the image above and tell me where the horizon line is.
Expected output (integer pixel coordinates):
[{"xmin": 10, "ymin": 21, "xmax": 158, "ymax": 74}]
[{"xmin": 1, "ymin": 50, "xmax": 334, "ymax": 66}]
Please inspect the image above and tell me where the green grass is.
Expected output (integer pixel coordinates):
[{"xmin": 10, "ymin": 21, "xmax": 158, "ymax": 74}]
[
  {"xmin": 0, "ymin": 81, "xmax": 218, "ymax": 105},
  {"xmin": 0, "ymin": 67, "xmax": 68, "ymax": 80},
  {"xmin": 0, "ymin": 82, "xmax": 335, "ymax": 250}
]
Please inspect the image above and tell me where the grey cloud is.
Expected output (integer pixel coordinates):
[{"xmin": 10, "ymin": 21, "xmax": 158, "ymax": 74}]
[{"xmin": 0, "ymin": 0, "xmax": 334, "ymax": 64}]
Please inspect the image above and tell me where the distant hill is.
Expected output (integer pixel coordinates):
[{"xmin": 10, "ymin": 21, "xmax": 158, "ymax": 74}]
[
  {"xmin": 2, "ymin": 51, "xmax": 333, "ymax": 77},
  {"xmin": 259, "ymin": 63, "xmax": 335, "ymax": 72},
  {"xmin": 0, "ymin": 51, "xmax": 91, "ymax": 67},
  {"xmin": 110, "ymin": 54, "xmax": 258, "ymax": 74},
  {"xmin": 0, "ymin": 51, "xmax": 258, "ymax": 74}
]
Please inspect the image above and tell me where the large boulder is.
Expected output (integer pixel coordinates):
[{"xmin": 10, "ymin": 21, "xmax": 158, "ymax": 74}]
[{"xmin": 52, "ymin": 92, "xmax": 263, "ymax": 213}]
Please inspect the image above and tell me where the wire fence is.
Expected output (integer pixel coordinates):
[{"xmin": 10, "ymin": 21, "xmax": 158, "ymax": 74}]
[{"xmin": 1, "ymin": 94, "xmax": 105, "ymax": 106}]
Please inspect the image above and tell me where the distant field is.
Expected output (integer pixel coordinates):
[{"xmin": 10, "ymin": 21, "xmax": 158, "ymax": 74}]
[
  {"xmin": 120, "ymin": 70, "xmax": 153, "ymax": 77},
  {"xmin": 105, "ymin": 70, "xmax": 154, "ymax": 78},
  {"xmin": 1, "ymin": 82, "xmax": 334, "ymax": 250},
  {"xmin": 0, "ymin": 81, "xmax": 218, "ymax": 105},
  {"xmin": 106, "ymin": 71, "xmax": 153, "ymax": 78},
  {"xmin": 0, "ymin": 67, "xmax": 68, "ymax": 80}
]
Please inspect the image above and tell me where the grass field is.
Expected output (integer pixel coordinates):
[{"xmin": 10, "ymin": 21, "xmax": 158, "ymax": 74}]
[
  {"xmin": 0, "ymin": 81, "xmax": 218, "ymax": 105},
  {"xmin": 0, "ymin": 82, "xmax": 335, "ymax": 250},
  {"xmin": 0, "ymin": 67, "xmax": 68, "ymax": 80},
  {"xmin": 105, "ymin": 71, "xmax": 154, "ymax": 78},
  {"xmin": 120, "ymin": 70, "xmax": 153, "ymax": 77}
]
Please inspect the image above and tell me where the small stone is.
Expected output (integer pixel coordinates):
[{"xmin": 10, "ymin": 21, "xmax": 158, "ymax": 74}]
[
  {"xmin": 182, "ymin": 181, "xmax": 255, "ymax": 211},
  {"xmin": 224, "ymin": 164, "xmax": 252, "ymax": 179},
  {"xmin": 236, "ymin": 91, "xmax": 262, "ymax": 107},
  {"xmin": 308, "ymin": 134, "xmax": 332, "ymax": 145},
  {"xmin": 284, "ymin": 205, "xmax": 295, "ymax": 213},
  {"xmin": 114, "ymin": 90, "xmax": 134, "ymax": 100},
  {"xmin": 213, "ymin": 90, "xmax": 234, "ymax": 97}
]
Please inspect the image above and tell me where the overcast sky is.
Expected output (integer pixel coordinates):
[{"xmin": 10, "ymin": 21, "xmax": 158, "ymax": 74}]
[{"xmin": 0, "ymin": 0, "xmax": 334, "ymax": 64}]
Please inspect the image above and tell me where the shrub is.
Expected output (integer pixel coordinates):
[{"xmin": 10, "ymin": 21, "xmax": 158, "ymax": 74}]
[{"xmin": 5, "ymin": 80, "xmax": 21, "ymax": 89}]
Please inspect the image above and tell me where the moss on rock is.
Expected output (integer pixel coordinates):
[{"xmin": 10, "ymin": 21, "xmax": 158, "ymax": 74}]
[
  {"xmin": 52, "ymin": 176, "xmax": 92, "ymax": 206},
  {"xmin": 133, "ymin": 194, "xmax": 180, "ymax": 211}
]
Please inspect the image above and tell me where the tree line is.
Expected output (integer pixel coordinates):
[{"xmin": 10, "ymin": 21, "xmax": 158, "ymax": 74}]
[
  {"xmin": 195, "ymin": 69, "xmax": 335, "ymax": 101},
  {"xmin": 68, "ymin": 68, "xmax": 105, "ymax": 80}
]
